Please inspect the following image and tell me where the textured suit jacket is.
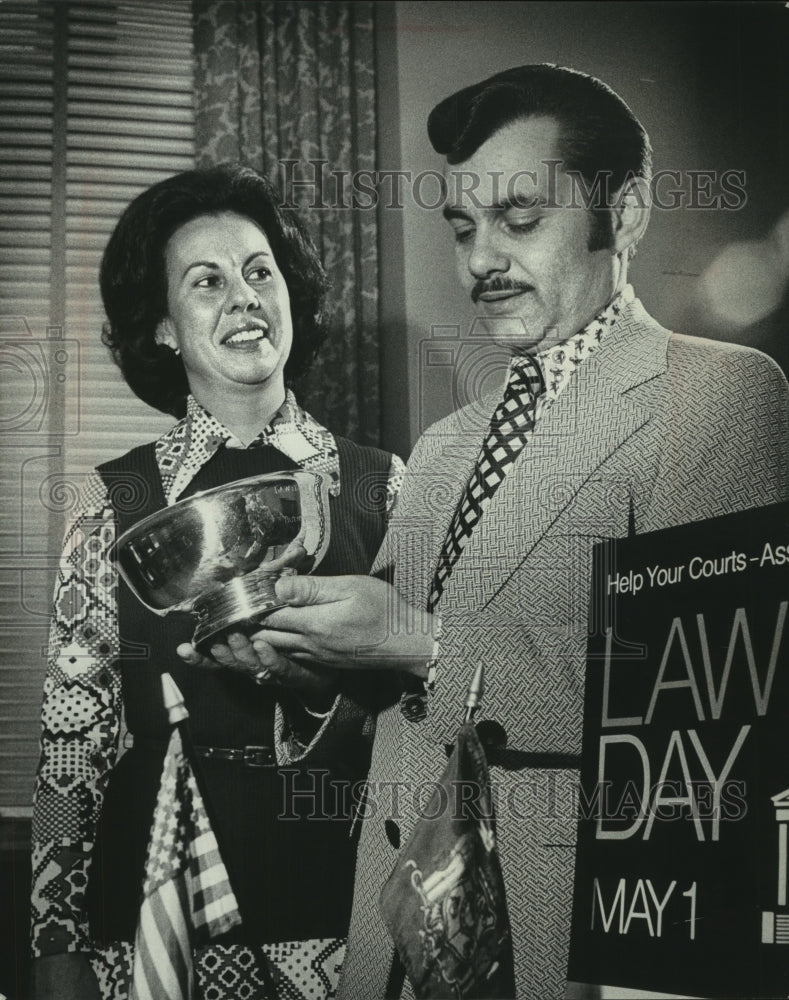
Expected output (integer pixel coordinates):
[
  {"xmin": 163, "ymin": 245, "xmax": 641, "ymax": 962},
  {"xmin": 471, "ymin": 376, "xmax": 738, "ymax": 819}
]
[{"xmin": 337, "ymin": 297, "xmax": 789, "ymax": 999}]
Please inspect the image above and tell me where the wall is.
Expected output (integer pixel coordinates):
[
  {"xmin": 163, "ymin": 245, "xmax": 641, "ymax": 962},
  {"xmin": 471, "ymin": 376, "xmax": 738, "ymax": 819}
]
[{"xmin": 376, "ymin": 1, "xmax": 789, "ymax": 456}]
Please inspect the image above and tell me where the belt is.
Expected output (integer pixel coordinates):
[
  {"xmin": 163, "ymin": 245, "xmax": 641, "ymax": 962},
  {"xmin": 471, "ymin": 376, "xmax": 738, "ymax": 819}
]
[
  {"xmin": 197, "ymin": 744, "xmax": 276, "ymax": 767},
  {"xmin": 126, "ymin": 734, "xmax": 276, "ymax": 768}
]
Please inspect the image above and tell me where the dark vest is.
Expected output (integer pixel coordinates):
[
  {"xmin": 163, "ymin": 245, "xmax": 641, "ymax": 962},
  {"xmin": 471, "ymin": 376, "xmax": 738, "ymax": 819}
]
[{"xmin": 88, "ymin": 436, "xmax": 393, "ymax": 946}]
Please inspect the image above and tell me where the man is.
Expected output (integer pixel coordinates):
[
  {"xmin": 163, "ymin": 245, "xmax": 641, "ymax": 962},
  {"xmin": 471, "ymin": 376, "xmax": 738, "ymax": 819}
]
[{"xmin": 210, "ymin": 65, "xmax": 789, "ymax": 996}]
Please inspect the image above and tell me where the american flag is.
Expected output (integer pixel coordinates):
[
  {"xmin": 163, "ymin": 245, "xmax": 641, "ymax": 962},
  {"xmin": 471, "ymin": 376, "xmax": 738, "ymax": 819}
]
[{"xmin": 130, "ymin": 677, "xmax": 242, "ymax": 1000}]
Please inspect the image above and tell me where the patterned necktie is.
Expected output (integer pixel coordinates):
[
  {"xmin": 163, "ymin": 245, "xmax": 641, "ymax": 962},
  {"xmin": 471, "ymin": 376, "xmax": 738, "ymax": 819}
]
[{"xmin": 428, "ymin": 354, "xmax": 545, "ymax": 612}]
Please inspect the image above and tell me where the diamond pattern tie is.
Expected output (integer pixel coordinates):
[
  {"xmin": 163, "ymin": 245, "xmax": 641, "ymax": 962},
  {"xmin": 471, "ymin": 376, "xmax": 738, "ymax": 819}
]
[{"xmin": 428, "ymin": 354, "xmax": 545, "ymax": 612}]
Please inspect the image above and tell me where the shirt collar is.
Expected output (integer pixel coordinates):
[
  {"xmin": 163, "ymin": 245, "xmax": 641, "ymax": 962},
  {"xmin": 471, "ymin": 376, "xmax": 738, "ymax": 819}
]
[
  {"xmin": 523, "ymin": 283, "xmax": 635, "ymax": 402},
  {"xmin": 155, "ymin": 389, "xmax": 340, "ymax": 505}
]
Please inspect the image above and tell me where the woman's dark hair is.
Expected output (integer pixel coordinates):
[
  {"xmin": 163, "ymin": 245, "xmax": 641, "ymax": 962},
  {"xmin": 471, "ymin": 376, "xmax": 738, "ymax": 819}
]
[
  {"xmin": 100, "ymin": 164, "xmax": 330, "ymax": 417},
  {"xmin": 428, "ymin": 64, "xmax": 653, "ymax": 251}
]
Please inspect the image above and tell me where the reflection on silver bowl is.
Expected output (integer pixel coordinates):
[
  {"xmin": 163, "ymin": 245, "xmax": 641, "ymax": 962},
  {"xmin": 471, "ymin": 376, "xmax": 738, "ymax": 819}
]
[{"xmin": 112, "ymin": 471, "xmax": 330, "ymax": 650}]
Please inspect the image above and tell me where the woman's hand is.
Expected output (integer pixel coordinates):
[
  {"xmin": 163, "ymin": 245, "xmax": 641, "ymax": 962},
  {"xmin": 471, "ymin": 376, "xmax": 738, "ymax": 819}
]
[
  {"xmin": 31, "ymin": 953, "xmax": 102, "ymax": 1000},
  {"xmin": 177, "ymin": 631, "xmax": 337, "ymax": 710}
]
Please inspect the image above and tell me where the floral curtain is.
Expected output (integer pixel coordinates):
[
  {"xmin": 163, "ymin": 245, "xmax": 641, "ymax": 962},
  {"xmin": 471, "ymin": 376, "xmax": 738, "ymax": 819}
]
[{"xmin": 192, "ymin": 0, "xmax": 380, "ymax": 444}]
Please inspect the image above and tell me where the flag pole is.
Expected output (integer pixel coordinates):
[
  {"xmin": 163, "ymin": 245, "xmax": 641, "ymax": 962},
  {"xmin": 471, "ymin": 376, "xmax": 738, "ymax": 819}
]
[
  {"xmin": 159, "ymin": 673, "xmax": 278, "ymax": 1000},
  {"xmin": 463, "ymin": 661, "xmax": 485, "ymax": 723}
]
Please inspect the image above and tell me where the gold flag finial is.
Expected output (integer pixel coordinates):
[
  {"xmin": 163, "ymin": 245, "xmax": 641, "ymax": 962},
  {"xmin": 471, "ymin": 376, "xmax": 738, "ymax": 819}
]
[
  {"xmin": 161, "ymin": 672, "xmax": 189, "ymax": 726},
  {"xmin": 464, "ymin": 661, "xmax": 485, "ymax": 722}
]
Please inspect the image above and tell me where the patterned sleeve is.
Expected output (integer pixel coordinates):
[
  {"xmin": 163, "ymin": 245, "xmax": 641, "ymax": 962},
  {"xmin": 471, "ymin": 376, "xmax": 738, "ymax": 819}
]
[
  {"xmin": 31, "ymin": 470, "xmax": 122, "ymax": 957},
  {"xmin": 385, "ymin": 453, "xmax": 406, "ymax": 517}
]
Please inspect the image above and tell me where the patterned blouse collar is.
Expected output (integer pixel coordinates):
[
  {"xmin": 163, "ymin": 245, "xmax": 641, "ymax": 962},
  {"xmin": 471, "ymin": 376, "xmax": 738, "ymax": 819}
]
[
  {"xmin": 155, "ymin": 389, "xmax": 340, "ymax": 505},
  {"xmin": 527, "ymin": 283, "xmax": 635, "ymax": 402}
]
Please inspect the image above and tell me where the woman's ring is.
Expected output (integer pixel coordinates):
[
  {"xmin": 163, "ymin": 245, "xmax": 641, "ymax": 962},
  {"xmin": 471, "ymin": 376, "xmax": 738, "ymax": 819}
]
[{"xmin": 254, "ymin": 667, "xmax": 273, "ymax": 685}]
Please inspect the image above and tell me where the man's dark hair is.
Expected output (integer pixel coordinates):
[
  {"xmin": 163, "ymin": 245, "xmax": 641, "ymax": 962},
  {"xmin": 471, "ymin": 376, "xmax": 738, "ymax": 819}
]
[
  {"xmin": 100, "ymin": 164, "xmax": 330, "ymax": 418},
  {"xmin": 427, "ymin": 63, "xmax": 653, "ymax": 250}
]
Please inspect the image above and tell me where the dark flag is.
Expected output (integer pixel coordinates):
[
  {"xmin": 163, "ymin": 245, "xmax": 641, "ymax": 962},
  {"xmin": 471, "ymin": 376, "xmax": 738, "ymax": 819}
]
[{"xmin": 379, "ymin": 720, "xmax": 515, "ymax": 999}]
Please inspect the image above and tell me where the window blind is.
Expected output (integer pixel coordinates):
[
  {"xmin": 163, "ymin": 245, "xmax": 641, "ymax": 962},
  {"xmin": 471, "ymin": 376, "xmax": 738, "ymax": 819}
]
[{"xmin": 0, "ymin": 0, "xmax": 195, "ymax": 814}]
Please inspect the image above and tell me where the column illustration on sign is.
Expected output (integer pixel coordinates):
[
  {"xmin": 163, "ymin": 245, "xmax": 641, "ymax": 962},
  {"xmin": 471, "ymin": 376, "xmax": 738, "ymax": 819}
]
[{"xmin": 761, "ymin": 787, "xmax": 789, "ymax": 945}]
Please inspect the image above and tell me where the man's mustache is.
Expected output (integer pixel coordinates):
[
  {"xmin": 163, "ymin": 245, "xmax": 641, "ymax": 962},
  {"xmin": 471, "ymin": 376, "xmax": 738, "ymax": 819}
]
[{"xmin": 471, "ymin": 277, "xmax": 534, "ymax": 304}]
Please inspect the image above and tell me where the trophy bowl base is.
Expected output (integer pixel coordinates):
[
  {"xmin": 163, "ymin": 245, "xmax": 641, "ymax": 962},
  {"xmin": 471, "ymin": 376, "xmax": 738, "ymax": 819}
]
[{"xmin": 191, "ymin": 567, "xmax": 291, "ymax": 652}]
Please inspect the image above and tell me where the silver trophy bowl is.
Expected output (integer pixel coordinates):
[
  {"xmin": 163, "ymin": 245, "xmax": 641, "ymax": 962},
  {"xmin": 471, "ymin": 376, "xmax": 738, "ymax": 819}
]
[{"xmin": 112, "ymin": 470, "xmax": 330, "ymax": 650}]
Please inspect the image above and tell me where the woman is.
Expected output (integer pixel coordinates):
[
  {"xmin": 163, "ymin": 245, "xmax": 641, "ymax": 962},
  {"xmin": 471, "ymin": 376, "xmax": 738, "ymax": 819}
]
[{"xmin": 30, "ymin": 165, "xmax": 404, "ymax": 1000}]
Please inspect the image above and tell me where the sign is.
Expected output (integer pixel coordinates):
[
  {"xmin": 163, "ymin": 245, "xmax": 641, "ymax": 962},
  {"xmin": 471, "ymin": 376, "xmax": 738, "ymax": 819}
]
[{"xmin": 569, "ymin": 503, "xmax": 789, "ymax": 996}]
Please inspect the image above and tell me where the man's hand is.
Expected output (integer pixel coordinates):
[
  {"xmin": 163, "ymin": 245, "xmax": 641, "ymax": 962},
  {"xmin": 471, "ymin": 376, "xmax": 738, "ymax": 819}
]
[
  {"xmin": 31, "ymin": 953, "xmax": 102, "ymax": 1000},
  {"xmin": 255, "ymin": 575, "xmax": 436, "ymax": 677},
  {"xmin": 176, "ymin": 632, "xmax": 336, "ymax": 706}
]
